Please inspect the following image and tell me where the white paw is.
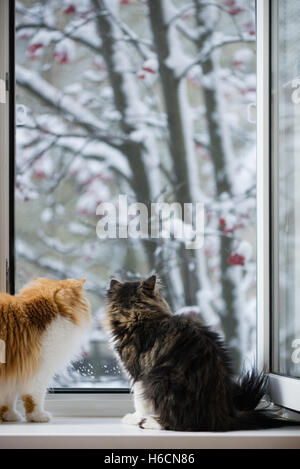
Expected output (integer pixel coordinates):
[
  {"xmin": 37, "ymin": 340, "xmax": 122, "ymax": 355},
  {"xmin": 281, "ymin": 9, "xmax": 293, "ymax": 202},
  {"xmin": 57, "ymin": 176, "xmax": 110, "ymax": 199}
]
[
  {"xmin": 122, "ymin": 412, "xmax": 141, "ymax": 426},
  {"xmin": 139, "ymin": 416, "xmax": 162, "ymax": 430},
  {"xmin": 2, "ymin": 409, "xmax": 23, "ymax": 422},
  {"xmin": 26, "ymin": 411, "xmax": 52, "ymax": 423}
]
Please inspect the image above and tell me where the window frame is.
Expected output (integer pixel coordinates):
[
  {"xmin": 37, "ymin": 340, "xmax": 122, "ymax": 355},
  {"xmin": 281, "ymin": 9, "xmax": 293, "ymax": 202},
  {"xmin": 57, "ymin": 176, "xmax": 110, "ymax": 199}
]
[
  {"xmin": 257, "ymin": 0, "xmax": 300, "ymax": 413},
  {"xmin": 0, "ymin": 0, "xmax": 15, "ymax": 295},
  {"xmin": 0, "ymin": 0, "xmax": 132, "ymax": 415},
  {"xmin": 2, "ymin": 0, "xmax": 300, "ymax": 417}
]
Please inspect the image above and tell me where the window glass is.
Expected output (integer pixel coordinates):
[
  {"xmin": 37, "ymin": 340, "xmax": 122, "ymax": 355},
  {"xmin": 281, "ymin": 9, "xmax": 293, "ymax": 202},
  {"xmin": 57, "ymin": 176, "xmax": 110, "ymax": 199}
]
[
  {"xmin": 15, "ymin": 0, "xmax": 256, "ymax": 388},
  {"xmin": 272, "ymin": 0, "xmax": 300, "ymax": 378}
]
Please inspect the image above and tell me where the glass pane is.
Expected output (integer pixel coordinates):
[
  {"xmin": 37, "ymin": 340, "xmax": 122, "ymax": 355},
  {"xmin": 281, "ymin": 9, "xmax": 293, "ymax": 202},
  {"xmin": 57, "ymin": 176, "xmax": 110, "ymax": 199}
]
[
  {"xmin": 15, "ymin": 0, "xmax": 256, "ymax": 388},
  {"xmin": 272, "ymin": 0, "xmax": 300, "ymax": 378}
]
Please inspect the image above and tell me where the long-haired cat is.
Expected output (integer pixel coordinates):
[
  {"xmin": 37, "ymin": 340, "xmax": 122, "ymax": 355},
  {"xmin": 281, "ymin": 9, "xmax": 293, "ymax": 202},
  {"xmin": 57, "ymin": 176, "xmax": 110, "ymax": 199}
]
[
  {"xmin": 0, "ymin": 277, "xmax": 91, "ymax": 423},
  {"xmin": 106, "ymin": 275, "xmax": 298, "ymax": 431}
]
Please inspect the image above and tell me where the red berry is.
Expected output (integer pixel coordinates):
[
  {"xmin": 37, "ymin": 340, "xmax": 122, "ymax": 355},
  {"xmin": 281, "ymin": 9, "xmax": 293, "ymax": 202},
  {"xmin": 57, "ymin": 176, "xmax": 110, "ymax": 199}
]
[
  {"xmin": 225, "ymin": 0, "xmax": 236, "ymax": 6},
  {"xmin": 219, "ymin": 218, "xmax": 226, "ymax": 228},
  {"xmin": 63, "ymin": 4, "xmax": 76, "ymax": 14},
  {"xmin": 34, "ymin": 170, "xmax": 46, "ymax": 179},
  {"xmin": 229, "ymin": 7, "xmax": 244, "ymax": 15},
  {"xmin": 19, "ymin": 32, "xmax": 32, "ymax": 40},
  {"xmin": 54, "ymin": 51, "xmax": 69, "ymax": 64},
  {"xmin": 28, "ymin": 43, "xmax": 44, "ymax": 60},
  {"xmin": 28, "ymin": 43, "xmax": 43, "ymax": 53},
  {"xmin": 142, "ymin": 66, "xmax": 156, "ymax": 74},
  {"xmin": 233, "ymin": 60, "xmax": 244, "ymax": 67},
  {"xmin": 244, "ymin": 22, "xmax": 255, "ymax": 36},
  {"xmin": 227, "ymin": 254, "xmax": 245, "ymax": 266}
]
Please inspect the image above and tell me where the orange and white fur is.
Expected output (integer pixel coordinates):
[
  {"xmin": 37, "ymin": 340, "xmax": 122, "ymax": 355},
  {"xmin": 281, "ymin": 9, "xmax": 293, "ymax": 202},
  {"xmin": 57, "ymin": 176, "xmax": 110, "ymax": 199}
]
[{"xmin": 0, "ymin": 278, "xmax": 91, "ymax": 423}]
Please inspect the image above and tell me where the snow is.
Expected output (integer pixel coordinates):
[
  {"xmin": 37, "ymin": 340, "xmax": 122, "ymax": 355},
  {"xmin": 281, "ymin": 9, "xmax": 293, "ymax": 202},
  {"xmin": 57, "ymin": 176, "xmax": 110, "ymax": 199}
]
[
  {"xmin": 237, "ymin": 240, "xmax": 253, "ymax": 261},
  {"xmin": 83, "ymin": 69, "xmax": 107, "ymax": 83},
  {"xmin": 198, "ymin": 3, "xmax": 219, "ymax": 32},
  {"xmin": 164, "ymin": 23, "xmax": 192, "ymax": 77},
  {"xmin": 16, "ymin": 65, "xmax": 107, "ymax": 132},
  {"xmin": 29, "ymin": 29, "xmax": 62, "ymax": 47},
  {"xmin": 233, "ymin": 48, "xmax": 254, "ymax": 64},
  {"xmin": 54, "ymin": 37, "xmax": 77, "ymax": 62},
  {"xmin": 57, "ymin": 138, "xmax": 131, "ymax": 178},
  {"xmin": 100, "ymin": 87, "xmax": 113, "ymax": 100},
  {"xmin": 64, "ymin": 82, "xmax": 83, "ymax": 94},
  {"xmin": 40, "ymin": 208, "xmax": 54, "ymax": 224},
  {"xmin": 161, "ymin": 0, "xmax": 180, "ymax": 25},
  {"xmin": 68, "ymin": 222, "xmax": 91, "ymax": 236},
  {"xmin": 112, "ymin": 44, "xmax": 149, "ymax": 122},
  {"xmin": 15, "ymin": 0, "xmax": 257, "ymax": 388}
]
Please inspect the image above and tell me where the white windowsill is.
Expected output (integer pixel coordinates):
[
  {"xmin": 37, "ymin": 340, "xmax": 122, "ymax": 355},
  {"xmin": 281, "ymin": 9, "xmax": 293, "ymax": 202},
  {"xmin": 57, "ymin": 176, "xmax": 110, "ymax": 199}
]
[{"xmin": 0, "ymin": 418, "xmax": 300, "ymax": 449}]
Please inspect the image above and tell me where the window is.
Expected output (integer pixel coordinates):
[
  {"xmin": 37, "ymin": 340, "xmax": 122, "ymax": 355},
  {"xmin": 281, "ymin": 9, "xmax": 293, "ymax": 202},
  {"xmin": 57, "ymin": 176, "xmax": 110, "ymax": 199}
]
[
  {"xmin": 7, "ymin": 0, "xmax": 257, "ymax": 393},
  {"xmin": 258, "ymin": 0, "xmax": 300, "ymax": 413},
  {"xmin": 271, "ymin": 0, "xmax": 300, "ymax": 380}
]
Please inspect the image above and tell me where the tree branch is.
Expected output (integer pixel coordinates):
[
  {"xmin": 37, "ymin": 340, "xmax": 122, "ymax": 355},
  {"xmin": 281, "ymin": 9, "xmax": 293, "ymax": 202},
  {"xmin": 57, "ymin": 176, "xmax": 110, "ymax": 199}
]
[
  {"xmin": 16, "ymin": 240, "xmax": 105, "ymax": 298},
  {"xmin": 101, "ymin": 3, "xmax": 152, "ymax": 60},
  {"xmin": 178, "ymin": 35, "xmax": 255, "ymax": 80},
  {"xmin": 16, "ymin": 22, "xmax": 102, "ymax": 53},
  {"xmin": 167, "ymin": 3, "xmax": 195, "ymax": 27},
  {"xmin": 21, "ymin": 124, "xmax": 135, "ymax": 149}
]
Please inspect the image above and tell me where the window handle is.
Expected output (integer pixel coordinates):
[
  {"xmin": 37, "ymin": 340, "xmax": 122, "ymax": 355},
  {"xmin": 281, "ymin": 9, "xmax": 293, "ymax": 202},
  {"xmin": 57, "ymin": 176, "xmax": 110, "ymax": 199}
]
[
  {"xmin": 0, "ymin": 78, "xmax": 6, "ymax": 104},
  {"xmin": 247, "ymin": 102, "xmax": 256, "ymax": 124},
  {"xmin": 16, "ymin": 104, "xmax": 28, "ymax": 126}
]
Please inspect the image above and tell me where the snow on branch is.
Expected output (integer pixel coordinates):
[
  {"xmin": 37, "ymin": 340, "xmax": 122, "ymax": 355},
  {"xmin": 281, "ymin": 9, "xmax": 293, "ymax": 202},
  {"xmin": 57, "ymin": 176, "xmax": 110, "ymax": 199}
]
[
  {"xmin": 166, "ymin": 2, "xmax": 195, "ymax": 28},
  {"xmin": 16, "ymin": 22, "xmax": 102, "ymax": 53},
  {"xmin": 101, "ymin": 2, "xmax": 152, "ymax": 61},
  {"xmin": 16, "ymin": 66, "xmax": 146, "ymax": 153},
  {"xmin": 16, "ymin": 239, "xmax": 105, "ymax": 298},
  {"xmin": 178, "ymin": 34, "xmax": 255, "ymax": 80},
  {"xmin": 22, "ymin": 124, "xmax": 136, "ymax": 149},
  {"xmin": 56, "ymin": 138, "xmax": 132, "ymax": 181},
  {"xmin": 16, "ymin": 65, "xmax": 107, "ymax": 131}
]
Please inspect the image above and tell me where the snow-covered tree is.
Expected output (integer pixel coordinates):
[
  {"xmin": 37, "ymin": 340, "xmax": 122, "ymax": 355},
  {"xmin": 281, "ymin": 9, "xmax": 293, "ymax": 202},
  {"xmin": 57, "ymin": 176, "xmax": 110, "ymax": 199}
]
[{"xmin": 15, "ymin": 0, "xmax": 256, "ymax": 386}]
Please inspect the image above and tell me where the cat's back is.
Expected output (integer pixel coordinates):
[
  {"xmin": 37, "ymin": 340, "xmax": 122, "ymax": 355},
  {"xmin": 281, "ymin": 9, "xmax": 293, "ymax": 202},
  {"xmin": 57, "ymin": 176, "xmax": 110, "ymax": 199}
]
[
  {"xmin": 0, "ymin": 291, "xmax": 17, "ymax": 306},
  {"xmin": 0, "ymin": 292, "xmax": 23, "ymax": 319},
  {"xmin": 167, "ymin": 313, "xmax": 215, "ymax": 340},
  {"xmin": 0, "ymin": 290, "xmax": 60, "ymax": 381},
  {"xmin": 0, "ymin": 293, "xmax": 31, "ymax": 345},
  {"xmin": 0, "ymin": 290, "xmax": 57, "ymax": 337},
  {"xmin": 160, "ymin": 313, "xmax": 229, "ymax": 367}
]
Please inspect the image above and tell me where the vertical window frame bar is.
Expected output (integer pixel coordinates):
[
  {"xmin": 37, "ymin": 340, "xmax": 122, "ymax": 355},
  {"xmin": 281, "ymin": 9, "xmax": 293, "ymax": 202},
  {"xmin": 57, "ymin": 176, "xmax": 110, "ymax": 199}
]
[
  {"xmin": 260, "ymin": 0, "xmax": 300, "ymax": 415},
  {"xmin": 257, "ymin": 0, "xmax": 271, "ymax": 373},
  {"xmin": 0, "ymin": 0, "xmax": 15, "ymax": 295}
]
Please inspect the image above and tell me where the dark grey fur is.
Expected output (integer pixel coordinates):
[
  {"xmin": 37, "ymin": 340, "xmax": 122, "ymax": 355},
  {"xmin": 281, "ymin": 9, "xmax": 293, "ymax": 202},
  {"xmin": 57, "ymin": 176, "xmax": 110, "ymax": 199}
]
[{"xmin": 106, "ymin": 275, "xmax": 298, "ymax": 431}]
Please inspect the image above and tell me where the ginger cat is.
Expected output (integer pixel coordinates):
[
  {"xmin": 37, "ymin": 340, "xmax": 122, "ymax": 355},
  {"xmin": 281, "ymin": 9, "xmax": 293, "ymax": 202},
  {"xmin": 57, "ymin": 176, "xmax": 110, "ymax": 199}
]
[{"xmin": 0, "ymin": 277, "xmax": 91, "ymax": 423}]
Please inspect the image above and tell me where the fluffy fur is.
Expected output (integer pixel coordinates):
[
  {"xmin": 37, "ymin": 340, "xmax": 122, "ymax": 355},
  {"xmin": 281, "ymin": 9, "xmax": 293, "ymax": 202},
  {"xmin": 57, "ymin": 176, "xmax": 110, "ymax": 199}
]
[
  {"xmin": 106, "ymin": 275, "xmax": 298, "ymax": 432},
  {"xmin": 0, "ymin": 277, "xmax": 91, "ymax": 423}
]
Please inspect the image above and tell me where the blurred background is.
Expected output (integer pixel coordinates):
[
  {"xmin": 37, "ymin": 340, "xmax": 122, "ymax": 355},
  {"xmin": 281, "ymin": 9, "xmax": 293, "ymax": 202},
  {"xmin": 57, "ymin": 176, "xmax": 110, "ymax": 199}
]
[{"xmin": 15, "ymin": 0, "xmax": 256, "ymax": 388}]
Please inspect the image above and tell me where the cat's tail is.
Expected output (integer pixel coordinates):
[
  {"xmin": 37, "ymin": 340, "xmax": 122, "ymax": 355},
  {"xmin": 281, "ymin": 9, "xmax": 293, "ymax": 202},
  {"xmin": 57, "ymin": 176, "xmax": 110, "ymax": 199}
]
[
  {"xmin": 232, "ymin": 369, "xmax": 268, "ymax": 411},
  {"xmin": 229, "ymin": 369, "xmax": 300, "ymax": 430},
  {"xmin": 230, "ymin": 410, "xmax": 300, "ymax": 431}
]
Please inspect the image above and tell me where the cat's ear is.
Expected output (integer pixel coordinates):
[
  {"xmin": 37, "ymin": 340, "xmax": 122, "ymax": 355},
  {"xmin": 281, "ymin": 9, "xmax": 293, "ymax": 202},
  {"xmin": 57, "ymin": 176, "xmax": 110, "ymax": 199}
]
[
  {"xmin": 76, "ymin": 278, "xmax": 86, "ymax": 288},
  {"xmin": 69, "ymin": 278, "xmax": 86, "ymax": 289},
  {"xmin": 142, "ymin": 275, "xmax": 156, "ymax": 293},
  {"xmin": 109, "ymin": 278, "xmax": 121, "ymax": 289}
]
